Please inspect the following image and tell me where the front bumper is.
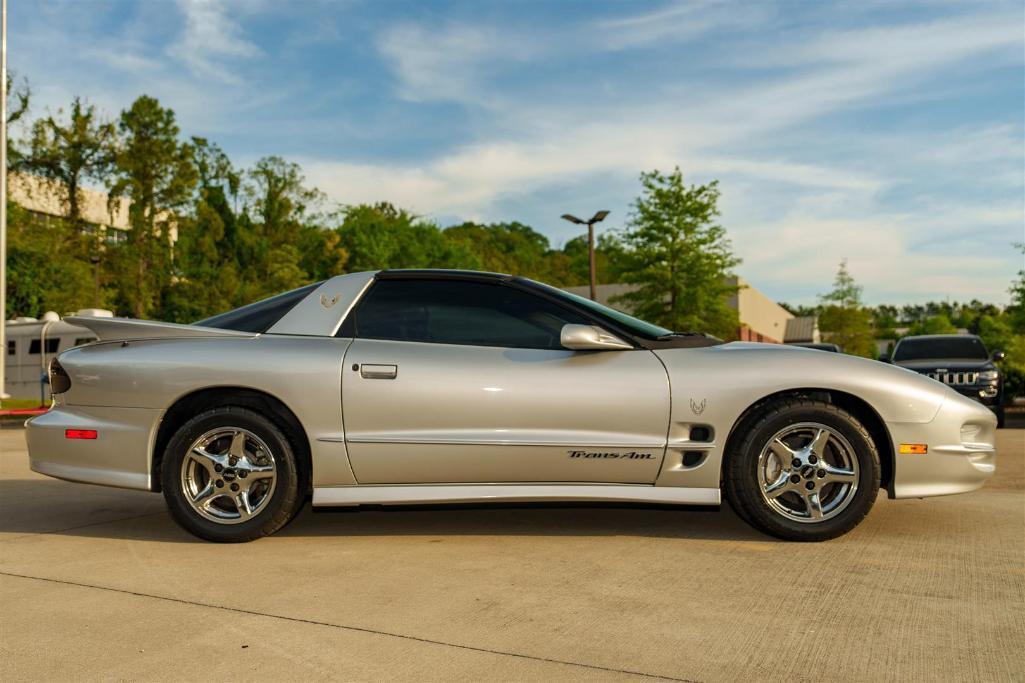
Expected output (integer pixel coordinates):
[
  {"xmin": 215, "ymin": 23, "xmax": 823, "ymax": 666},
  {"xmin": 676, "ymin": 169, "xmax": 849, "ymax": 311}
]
[
  {"xmin": 889, "ymin": 392, "xmax": 997, "ymax": 499},
  {"xmin": 26, "ymin": 404, "xmax": 161, "ymax": 491}
]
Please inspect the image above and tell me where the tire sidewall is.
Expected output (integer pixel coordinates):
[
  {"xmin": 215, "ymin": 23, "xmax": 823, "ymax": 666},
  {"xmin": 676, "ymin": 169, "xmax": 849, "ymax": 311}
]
[
  {"xmin": 728, "ymin": 402, "xmax": 880, "ymax": 541},
  {"xmin": 161, "ymin": 407, "xmax": 299, "ymax": 542}
]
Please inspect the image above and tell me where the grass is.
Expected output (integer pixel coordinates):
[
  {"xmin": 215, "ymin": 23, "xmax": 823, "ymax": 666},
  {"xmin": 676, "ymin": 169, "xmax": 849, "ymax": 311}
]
[{"xmin": 0, "ymin": 397, "xmax": 51, "ymax": 411}]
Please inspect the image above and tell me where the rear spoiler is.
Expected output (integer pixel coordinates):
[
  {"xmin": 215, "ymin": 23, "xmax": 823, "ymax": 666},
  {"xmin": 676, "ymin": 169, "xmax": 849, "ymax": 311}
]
[{"xmin": 65, "ymin": 316, "xmax": 256, "ymax": 342}]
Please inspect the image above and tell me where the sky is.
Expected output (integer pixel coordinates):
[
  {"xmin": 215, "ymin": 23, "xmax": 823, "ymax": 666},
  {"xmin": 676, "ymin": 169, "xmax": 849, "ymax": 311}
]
[{"xmin": 10, "ymin": 0, "xmax": 1025, "ymax": 306}]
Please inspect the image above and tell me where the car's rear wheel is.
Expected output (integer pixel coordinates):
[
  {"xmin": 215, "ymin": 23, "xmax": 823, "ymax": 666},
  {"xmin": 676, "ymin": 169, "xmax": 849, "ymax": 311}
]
[
  {"xmin": 725, "ymin": 399, "xmax": 880, "ymax": 541},
  {"xmin": 161, "ymin": 407, "xmax": 305, "ymax": 542}
]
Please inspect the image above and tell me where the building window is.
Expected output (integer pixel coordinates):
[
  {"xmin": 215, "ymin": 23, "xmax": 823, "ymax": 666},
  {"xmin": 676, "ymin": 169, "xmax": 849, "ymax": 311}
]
[
  {"xmin": 6, "ymin": 340, "xmax": 14, "ymax": 356},
  {"xmin": 28, "ymin": 338, "xmax": 60, "ymax": 354},
  {"xmin": 106, "ymin": 228, "xmax": 129, "ymax": 244}
]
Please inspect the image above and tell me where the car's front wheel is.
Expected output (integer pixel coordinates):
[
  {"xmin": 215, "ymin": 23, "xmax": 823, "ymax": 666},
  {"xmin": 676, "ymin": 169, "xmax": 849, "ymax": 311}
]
[
  {"xmin": 725, "ymin": 399, "xmax": 880, "ymax": 541},
  {"xmin": 161, "ymin": 407, "xmax": 305, "ymax": 542}
]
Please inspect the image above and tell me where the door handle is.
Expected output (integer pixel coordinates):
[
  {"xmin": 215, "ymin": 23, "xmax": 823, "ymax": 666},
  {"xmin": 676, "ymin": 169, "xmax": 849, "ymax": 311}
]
[{"xmin": 359, "ymin": 364, "xmax": 398, "ymax": 380}]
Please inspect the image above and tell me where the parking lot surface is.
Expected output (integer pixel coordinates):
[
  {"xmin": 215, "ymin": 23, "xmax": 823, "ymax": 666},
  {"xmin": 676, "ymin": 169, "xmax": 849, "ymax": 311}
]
[{"xmin": 1, "ymin": 422, "xmax": 1023, "ymax": 681}]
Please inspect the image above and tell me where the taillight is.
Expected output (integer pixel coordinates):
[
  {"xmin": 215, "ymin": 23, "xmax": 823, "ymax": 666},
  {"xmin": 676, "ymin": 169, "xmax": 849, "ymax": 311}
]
[{"xmin": 49, "ymin": 357, "xmax": 72, "ymax": 394}]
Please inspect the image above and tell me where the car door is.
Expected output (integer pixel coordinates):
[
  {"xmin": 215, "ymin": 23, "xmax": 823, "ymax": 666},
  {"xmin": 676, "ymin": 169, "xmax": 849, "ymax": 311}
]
[{"xmin": 340, "ymin": 275, "xmax": 671, "ymax": 484}]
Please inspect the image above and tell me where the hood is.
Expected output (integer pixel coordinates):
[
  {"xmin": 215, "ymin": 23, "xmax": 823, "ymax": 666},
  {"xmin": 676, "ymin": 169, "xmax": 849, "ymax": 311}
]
[{"xmin": 893, "ymin": 358, "xmax": 994, "ymax": 372}]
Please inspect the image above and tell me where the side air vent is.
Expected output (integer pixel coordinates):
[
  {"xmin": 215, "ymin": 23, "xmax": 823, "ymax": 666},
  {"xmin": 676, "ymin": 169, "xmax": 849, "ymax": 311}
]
[
  {"xmin": 689, "ymin": 425, "xmax": 713, "ymax": 442},
  {"xmin": 682, "ymin": 451, "xmax": 705, "ymax": 467}
]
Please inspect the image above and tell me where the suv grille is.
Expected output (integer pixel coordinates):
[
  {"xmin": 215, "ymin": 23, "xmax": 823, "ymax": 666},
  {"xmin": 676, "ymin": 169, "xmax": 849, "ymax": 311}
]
[{"xmin": 927, "ymin": 371, "xmax": 978, "ymax": 385}]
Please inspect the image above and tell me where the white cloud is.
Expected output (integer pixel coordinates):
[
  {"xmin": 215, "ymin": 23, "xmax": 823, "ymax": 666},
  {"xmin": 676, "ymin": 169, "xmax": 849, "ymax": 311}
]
[{"xmin": 167, "ymin": 0, "xmax": 262, "ymax": 83}]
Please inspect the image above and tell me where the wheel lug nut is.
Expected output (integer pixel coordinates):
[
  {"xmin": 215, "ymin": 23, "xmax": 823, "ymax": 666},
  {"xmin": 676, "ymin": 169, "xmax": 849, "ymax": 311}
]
[
  {"xmin": 805, "ymin": 481, "xmax": 815, "ymax": 490},
  {"xmin": 791, "ymin": 458, "xmax": 801, "ymax": 468},
  {"xmin": 229, "ymin": 457, "xmax": 238, "ymax": 466},
  {"xmin": 238, "ymin": 470, "xmax": 248, "ymax": 479},
  {"xmin": 215, "ymin": 479, "xmax": 224, "ymax": 488},
  {"xmin": 817, "ymin": 469, "xmax": 826, "ymax": 478},
  {"xmin": 230, "ymin": 483, "xmax": 239, "ymax": 492},
  {"xmin": 808, "ymin": 455, "xmax": 818, "ymax": 464},
  {"xmin": 214, "ymin": 464, "xmax": 223, "ymax": 473},
  {"xmin": 790, "ymin": 474, "xmax": 801, "ymax": 484}
]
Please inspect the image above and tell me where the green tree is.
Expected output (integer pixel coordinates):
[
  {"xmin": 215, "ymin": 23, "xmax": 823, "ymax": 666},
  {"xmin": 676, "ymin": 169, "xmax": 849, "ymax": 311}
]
[
  {"xmin": 907, "ymin": 314, "xmax": 958, "ymax": 336},
  {"xmin": 4, "ymin": 203, "xmax": 94, "ymax": 317},
  {"xmin": 338, "ymin": 203, "xmax": 474, "ymax": 272},
  {"xmin": 613, "ymin": 168, "xmax": 740, "ymax": 338},
  {"xmin": 5, "ymin": 72, "xmax": 31, "ymax": 163},
  {"xmin": 818, "ymin": 259, "xmax": 875, "ymax": 357},
  {"xmin": 26, "ymin": 97, "xmax": 116, "ymax": 234},
  {"xmin": 237, "ymin": 156, "xmax": 330, "ymax": 300},
  {"xmin": 109, "ymin": 95, "xmax": 197, "ymax": 319},
  {"xmin": 161, "ymin": 139, "xmax": 243, "ymax": 321}
]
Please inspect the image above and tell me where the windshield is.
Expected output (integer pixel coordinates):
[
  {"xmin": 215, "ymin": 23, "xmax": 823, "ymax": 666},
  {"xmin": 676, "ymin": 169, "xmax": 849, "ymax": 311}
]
[
  {"xmin": 521, "ymin": 279, "xmax": 673, "ymax": 339},
  {"xmin": 893, "ymin": 336, "xmax": 988, "ymax": 362}
]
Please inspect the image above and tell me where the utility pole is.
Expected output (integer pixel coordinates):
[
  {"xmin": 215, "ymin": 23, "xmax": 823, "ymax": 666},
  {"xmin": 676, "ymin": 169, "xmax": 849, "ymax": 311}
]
[
  {"xmin": 561, "ymin": 210, "xmax": 609, "ymax": 301},
  {"xmin": 1, "ymin": 0, "xmax": 9, "ymax": 401}
]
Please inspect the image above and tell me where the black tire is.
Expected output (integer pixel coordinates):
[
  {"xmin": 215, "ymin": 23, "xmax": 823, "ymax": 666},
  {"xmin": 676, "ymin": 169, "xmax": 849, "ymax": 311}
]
[
  {"xmin": 724, "ymin": 399, "xmax": 880, "ymax": 542},
  {"xmin": 995, "ymin": 406, "xmax": 1005, "ymax": 429},
  {"xmin": 161, "ymin": 406, "xmax": 305, "ymax": 542}
]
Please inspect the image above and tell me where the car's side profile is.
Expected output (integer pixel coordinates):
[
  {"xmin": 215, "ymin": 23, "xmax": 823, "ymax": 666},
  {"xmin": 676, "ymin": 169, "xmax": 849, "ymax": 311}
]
[{"xmin": 27, "ymin": 270, "xmax": 997, "ymax": 542}]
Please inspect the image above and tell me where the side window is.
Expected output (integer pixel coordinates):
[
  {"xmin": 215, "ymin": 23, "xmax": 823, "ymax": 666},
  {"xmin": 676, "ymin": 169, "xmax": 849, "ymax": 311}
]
[{"xmin": 354, "ymin": 279, "xmax": 591, "ymax": 350}]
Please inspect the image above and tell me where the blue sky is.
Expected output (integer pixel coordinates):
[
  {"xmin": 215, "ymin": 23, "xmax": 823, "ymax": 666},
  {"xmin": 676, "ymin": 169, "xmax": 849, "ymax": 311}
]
[{"xmin": 11, "ymin": 0, "xmax": 1025, "ymax": 305}]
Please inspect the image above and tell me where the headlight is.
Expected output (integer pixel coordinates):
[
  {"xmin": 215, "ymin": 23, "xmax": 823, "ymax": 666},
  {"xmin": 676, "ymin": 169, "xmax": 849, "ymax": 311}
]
[{"xmin": 978, "ymin": 370, "xmax": 999, "ymax": 381}]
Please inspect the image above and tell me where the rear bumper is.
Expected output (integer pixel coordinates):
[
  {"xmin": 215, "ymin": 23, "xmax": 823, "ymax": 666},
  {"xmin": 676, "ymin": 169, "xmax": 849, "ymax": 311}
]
[
  {"xmin": 25, "ymin": 405, "xmax": 161, "ymax": 491},
  {"xmin": 889, "ymin": 393, "xmax": 997, "ymax": 499}
]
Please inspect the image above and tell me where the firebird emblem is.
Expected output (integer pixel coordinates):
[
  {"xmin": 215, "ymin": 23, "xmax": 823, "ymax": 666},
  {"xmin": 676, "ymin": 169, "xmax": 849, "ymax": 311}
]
[
  {"xmin": 690, "ymin": 398, "xmax": 707, "ymax": 415},
  {"xmin": 320, "ymin": 293, "xmax": 341, "ymax": 309}
]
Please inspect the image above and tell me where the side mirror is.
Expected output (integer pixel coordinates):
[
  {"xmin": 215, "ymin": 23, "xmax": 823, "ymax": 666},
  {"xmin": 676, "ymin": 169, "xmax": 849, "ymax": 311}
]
[
  {"xmin": 560, "ymin": 324, "xmax": 632, "ymax": 351},
  {"xmin": 992, "ymin": 350, "xmax": 1005, "ymax": 362},
  {"xmin": 878, "ymin": 354, "xmax": 890, "ymax": 363}
]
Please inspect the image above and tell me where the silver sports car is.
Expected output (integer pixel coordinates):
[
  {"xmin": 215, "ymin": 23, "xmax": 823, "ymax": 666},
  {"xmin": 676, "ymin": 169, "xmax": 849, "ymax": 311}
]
[{"xmin": 26, "ymin": 270, "xmax": 997, "ymax": 542}]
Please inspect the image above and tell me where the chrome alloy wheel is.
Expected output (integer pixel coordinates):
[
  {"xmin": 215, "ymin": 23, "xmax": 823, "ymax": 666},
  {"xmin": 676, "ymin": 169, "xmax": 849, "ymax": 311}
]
[
  {"xmin": 180, "ymin": 427, "xmax": 277, "ymax": 524},
  {"xmin": 757, "ymin": 422, "xmax": 859, "ymax": 523}
]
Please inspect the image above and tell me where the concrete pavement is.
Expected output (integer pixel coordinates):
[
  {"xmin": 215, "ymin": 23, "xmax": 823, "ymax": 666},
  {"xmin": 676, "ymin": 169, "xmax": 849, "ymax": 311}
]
[{"xmin": 1, "ymin": 424, "xmax": 1023, "ymax": 681}]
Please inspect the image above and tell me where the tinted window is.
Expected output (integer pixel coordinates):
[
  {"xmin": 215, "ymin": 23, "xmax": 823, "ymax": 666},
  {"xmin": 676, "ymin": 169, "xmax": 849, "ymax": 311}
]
[
  {"xmin": 893, "ymin": 337, "xmax": 988, "ymax": 361},
  {"xmin": 29, "ymin": 338, "xmax": 60, "ymax": 354},
  {"xmin": 196, "ymin": 282, "xmax": 322, "ymax": 333},
  {"xmin": 354, "ymin": 279, "xmax": 591, "ymax": 350},
  {"xmin": 520, "ymin": 279, "xmax": 673, "ymax": 339}
]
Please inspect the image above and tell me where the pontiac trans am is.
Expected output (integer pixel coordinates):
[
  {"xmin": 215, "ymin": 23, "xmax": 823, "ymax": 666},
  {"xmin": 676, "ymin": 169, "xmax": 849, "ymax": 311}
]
[{"xmin": 26, "ymin": 270, "xmax": 997, "ymax": 542}]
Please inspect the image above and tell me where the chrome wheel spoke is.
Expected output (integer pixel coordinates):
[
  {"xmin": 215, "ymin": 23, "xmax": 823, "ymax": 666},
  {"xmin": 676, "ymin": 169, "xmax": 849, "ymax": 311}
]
[
  {"xmin": 246, "ymin": 465, "xmax": 275, "ymax": 481},
  {"xmin": 191, "ymin": 481, "xmax": 218, "ymax": 508},
  {"xmin": 804, "ymin": 491, "xmax": 824, "ymax": 519},
  {"xmin": 808, "ymin": 428, "xmax": 831, "ymax": 457},
  {"xmin": 764, "ymin": 473, "xmax": 790, "ymax": 499},
  {"xmin": 821, "ymin": 462, "xmax": 856, "ymax": 484},
  {"xmin": 769, "ymin": 438, "xmax": 796, "ymax": 465},
  {"xmin": 235, "ymin": 491, "xmax": 254, "ymax": 520},
  {"xmin": 229, "ymin": 431, "xmax": 247, "ymax": 458},
  {"xmin": 189, "ymin": 447, "xmax": 225, "ymax": 475}
]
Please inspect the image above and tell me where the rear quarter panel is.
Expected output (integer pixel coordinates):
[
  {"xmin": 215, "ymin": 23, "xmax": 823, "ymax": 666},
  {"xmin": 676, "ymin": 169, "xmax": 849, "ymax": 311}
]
[{"xmin": 57, "ymin": 335, "xmax": 356, "ymax": 486}]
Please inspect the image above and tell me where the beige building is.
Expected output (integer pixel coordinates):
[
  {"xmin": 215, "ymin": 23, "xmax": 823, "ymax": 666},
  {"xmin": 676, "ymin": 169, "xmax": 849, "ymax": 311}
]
[
  {"xmin": 565, "ymin": 277, "xmax": 819, "ymax": 343},
  {"xmin": 8, "ymin": 171, "xmax": 176, "ymax": 244}
]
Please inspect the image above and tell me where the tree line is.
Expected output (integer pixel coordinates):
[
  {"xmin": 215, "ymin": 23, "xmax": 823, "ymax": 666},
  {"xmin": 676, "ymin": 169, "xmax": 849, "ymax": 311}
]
[{"xmin": 4, "ymin": 81, "xmax": 1024, "ymax": 398}]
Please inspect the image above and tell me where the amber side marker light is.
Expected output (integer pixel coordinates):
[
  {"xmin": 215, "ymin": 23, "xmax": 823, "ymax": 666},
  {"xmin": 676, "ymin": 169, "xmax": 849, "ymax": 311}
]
[
  {"xmin": 898, "ymin": 443, "xmax": 928, "ymax": 455},
  {"xmin": 65, "ymin": 429, "xmax": 98, "ymax": 440}
]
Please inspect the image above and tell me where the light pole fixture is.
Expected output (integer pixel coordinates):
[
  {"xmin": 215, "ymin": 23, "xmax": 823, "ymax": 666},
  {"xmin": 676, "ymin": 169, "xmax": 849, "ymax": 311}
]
[{"xmin": 561, "ymin": 210, "xmax": 609, "ymax": 301}]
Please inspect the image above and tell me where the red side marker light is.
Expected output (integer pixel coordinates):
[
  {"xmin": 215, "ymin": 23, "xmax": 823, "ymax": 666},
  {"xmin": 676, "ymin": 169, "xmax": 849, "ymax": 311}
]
[{"xmin": 65, "ymin": 429, "xmax": 98, "ymax": 440}]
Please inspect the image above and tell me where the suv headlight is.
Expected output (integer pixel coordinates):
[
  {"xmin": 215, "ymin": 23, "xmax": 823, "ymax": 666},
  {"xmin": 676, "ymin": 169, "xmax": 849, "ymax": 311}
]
[{"xmin": 978, "ymin": 370, "xmax": 999, "ymax": 382}]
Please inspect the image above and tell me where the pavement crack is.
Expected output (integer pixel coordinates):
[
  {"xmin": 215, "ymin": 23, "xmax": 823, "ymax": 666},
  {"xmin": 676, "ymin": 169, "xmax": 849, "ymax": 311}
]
[{"xmin": 0, "ymin": 570, "xmax": 698, "ymax": 682}]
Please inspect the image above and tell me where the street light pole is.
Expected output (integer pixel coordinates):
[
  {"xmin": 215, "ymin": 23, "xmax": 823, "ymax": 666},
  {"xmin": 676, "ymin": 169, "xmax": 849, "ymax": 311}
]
[
  {"xmin": 1, "ymin": 0, "xmax": 8, "ymax": 401},
  {"xmin": 561, "ymin": 210, "xmax": 609, "ymax": 301}
]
